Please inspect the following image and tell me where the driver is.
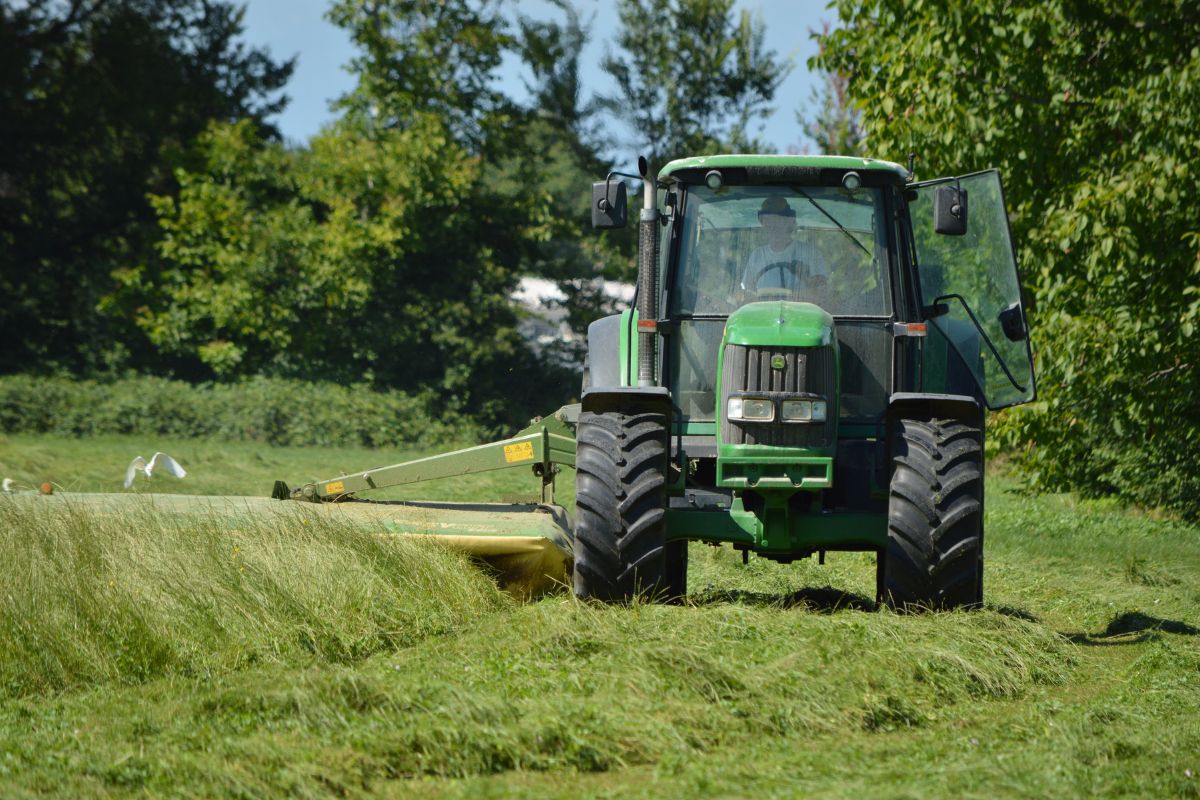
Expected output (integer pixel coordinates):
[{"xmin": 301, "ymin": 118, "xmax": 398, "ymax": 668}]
[{"xmin": 739, "ymin": 196, "xmax": 828, "ymax": 297}]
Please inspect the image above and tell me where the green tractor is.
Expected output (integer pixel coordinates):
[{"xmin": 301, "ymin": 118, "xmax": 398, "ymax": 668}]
[{"xmin": 575, "ymin": 154, "xmax": 1035, "ymax": 609}]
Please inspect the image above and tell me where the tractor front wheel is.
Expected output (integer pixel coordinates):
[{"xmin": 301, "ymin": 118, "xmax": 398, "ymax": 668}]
[
  {"xmin": 573, "ymin": 406, "xmax": 671, "ymax": 602},
  {"xmin": 879, "ymin": 415, "xmax": 984, "ymax": 611}
]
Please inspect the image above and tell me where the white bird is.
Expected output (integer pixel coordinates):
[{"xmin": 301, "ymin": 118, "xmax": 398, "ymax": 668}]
[
  {"xmin": 2, "ymin": 478, "xmax": 14, "ymax": 493},
  {"xmin": 124, "ymin": 452, "xmax": 187, "ymax": 489}
]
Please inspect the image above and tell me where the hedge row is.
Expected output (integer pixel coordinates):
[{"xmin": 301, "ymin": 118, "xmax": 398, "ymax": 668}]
[{"xmin": 0, "ymin": 375, "xmax": 481, "ymax": 449}]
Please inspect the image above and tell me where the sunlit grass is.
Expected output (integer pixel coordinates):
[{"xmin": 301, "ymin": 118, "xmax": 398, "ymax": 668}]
[
  {"xmin": 0, "ymin": 432, "xmax": 563, "ymax": 504},
  {"xmin": 0, "ymin": 433, "xmax": 1197, "ymax": 798}
]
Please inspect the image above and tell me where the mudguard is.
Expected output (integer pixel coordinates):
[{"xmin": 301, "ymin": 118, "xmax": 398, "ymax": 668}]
[
  {"xmin": 581, "ymin": 385, "xmax": 672, "ymax": 416},
  {"xmin": 886, "ymin": 391, "xmax": 983, "ymax": 438},
  {"xmin": 585, "ymin": 314, "xmax": 623, "ymax": 389}
]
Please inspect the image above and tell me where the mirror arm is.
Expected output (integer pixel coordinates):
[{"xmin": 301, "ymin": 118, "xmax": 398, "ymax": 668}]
[
  {"xmin": 603, "ymin": 170, "xmax": 643, "ymax": 212},
  {"xmin": 932, "ymin": 294, "xmax": 1028, "ymax": 395}
]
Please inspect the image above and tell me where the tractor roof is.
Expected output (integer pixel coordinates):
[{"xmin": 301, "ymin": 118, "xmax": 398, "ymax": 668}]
[{"xmin": 658, "ymin": 154, "xmax": 908, "ymax": 182}]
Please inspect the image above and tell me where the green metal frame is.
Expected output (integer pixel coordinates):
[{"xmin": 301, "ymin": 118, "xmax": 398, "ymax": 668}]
[
  {"xmin": 716, "ymin": 454, "xmax": 833, "ymax": 490},
  {"xmin": 658, "ymin": 154, "xmax": 909, "ymax": 183},
  {"xmin": 666, "ymin": 501, "xmax": 886, "ymax": 552},
  {"xmin": 618, "ymin": 308, "xmax": 638, "ymax": 387},
  {"xmin": 286, "ymin": 405, "xmax": 578, "ymax": 505}
]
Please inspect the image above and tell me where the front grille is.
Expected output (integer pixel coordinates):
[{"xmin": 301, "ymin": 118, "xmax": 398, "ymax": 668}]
[{"xmin": 720, "ymin": 344, "xmax": 836, "ymax": 447}]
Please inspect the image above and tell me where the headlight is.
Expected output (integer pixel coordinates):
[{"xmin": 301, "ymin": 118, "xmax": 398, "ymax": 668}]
[
  {"xmin": 727, "ymin": 397, "xmax": 774, "ymax": 421},
  {"xmin": 781, "ymin": 398, "xmax": 828, "ymax": 422},
  {"xmin": 781, "ymin": 399, "xmax": 811, "ymax": 421}
]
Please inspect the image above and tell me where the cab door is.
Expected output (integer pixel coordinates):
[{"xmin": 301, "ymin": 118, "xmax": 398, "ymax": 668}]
[{"xmin": 908, "ymin": 169, "xmax": 1036, "ymax": 409}]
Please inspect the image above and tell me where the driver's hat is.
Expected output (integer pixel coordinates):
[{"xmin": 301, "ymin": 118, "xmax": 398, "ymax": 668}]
[{"xmin": 758, "ymin": 196, "xmax": 795, "ymax": 219}]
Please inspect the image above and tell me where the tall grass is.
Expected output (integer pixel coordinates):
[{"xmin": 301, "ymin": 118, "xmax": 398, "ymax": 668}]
[
  {"xmin": 0, "ymin": 494, "xmax": 1079, "ymax": 792},
  {"xmin": 0, "ymin": 499, "xmax": 509, "ymax": 698}
]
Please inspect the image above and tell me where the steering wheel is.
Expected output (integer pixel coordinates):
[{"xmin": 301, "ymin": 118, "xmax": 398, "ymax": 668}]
[{"xmin": 746, "ymin": 260, "xmax": 826, "ymax": 299}]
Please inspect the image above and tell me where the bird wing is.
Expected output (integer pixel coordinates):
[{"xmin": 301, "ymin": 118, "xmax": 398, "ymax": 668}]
[
  {"xmin": 124, "ymin": 456, "xmax": 147, "ymax": 489},
  {"xmin": 147, "ymin": 452, "xmax": 187, "ymax": 480}
]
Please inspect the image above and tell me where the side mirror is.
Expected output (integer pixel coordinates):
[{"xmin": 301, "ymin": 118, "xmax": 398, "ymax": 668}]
[
  {"xmin": 934, "ymin": 184, "xmax": 968, "ymax": 235},
  {"xmin": 922, "ymin": 301, "xmax": 950, "ymax": 319},
  {"xmin": 592, "ymin": 180, "xmax": 628, "ymax": 229},
  {"xmin": 998, "ymin": 302, "xmax": 1027, "ymax": 342}
]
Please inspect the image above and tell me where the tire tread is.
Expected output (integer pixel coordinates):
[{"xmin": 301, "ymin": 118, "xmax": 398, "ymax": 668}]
[
  {"xmin": 880, "ymin": 415, "xmax": 984, "ymax": 611},
  {"xmin": 574, "ymin": 407, "xmax": 676, "ymax": 602}
]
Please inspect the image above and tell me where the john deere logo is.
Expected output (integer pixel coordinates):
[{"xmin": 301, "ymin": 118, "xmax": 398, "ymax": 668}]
[{"xmin": 771, "ymin": 354, "xmax": 786, "ymax": 370}]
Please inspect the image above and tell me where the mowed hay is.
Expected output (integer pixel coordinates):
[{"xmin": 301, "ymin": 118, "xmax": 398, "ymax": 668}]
[
  {"xmin": 0, "ymin": 594, "xmax": 1075, "ymax": 796},
  {"xmin": 0, "ymin": 445, "xmax": 1196, "ymax": 798},
  {"xmin": 252, "ymin": 599, "xmax": 1073, "ymax": 780},
  {"xmin": 0, "ymin": 494, "xmax": 1077, "ymax": 789},
  {"xmin": 0, "ymin": 498, "xmax": 509, "ymax": 698}
]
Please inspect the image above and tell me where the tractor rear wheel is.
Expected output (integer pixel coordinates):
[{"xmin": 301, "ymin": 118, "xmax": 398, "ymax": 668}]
[
  {"xmin": 879, "ymin": 415, "xmax": 984, "ymax": 611},
  {"xmin": 573, "ymin": 406, "xmax": 670, "ymax": 602}
]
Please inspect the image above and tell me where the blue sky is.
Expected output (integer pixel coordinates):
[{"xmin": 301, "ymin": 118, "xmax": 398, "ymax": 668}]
[{"xmin": 242, "ymin": 0, "xmax": 831, "ymax": 156}]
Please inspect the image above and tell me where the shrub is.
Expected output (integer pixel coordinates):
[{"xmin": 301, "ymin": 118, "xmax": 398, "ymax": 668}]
[{"xmin": 0, "ymin": 375, "xmax": 481, "ymax": 449}]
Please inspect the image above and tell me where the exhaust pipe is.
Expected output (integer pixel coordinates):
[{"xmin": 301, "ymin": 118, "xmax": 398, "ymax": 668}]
[{"xmin": 636, "ymin": 156, "xmax": 658, "ymax": 387}]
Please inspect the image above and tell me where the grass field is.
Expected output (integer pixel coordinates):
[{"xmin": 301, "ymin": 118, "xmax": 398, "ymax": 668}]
[{"xmin": 1, "ymin": 433, "xmax": 1198, "ymax": 798}]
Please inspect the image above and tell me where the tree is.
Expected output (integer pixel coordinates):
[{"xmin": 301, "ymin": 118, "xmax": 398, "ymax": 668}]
[
  {"xmin": 599, "ymin": 0, "xmax": 788, "ymax": 167},
  {"xmin": 111, "ymin": 0, "xmax": 581, "ymax": 431},
  {"xmin": 0, "ymin": 0, "xmax": 293, "ymax": 375},
  {"xmin": 506, "ymin": 0, "xmax": 639, "ymax": 356},
  {"xmin": 818, "ymin": 0, "xmax": 1200, "ymax": 518},
  {"xmin": 798, "ymin": 21, "xmax": 863, "ymax": 156},
  {"xmin": 326, "ymin": 0, "xmax": 513, "ymax": 151},
  {"xmin": 515, "ymin": 0, "xmax": 602, "ymax": 168},
  {"xmin": 112, "ymin": 115, "xmax": 566, "ymax": 432}
]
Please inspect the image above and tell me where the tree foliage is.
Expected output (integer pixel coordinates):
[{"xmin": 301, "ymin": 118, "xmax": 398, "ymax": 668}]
[
  {"xmin": 102, "ymin": 0, "xmax": 590, "ymax": 431},
  {"xmin": 515, "ymin": 0, "xmax": 599, "ymax": 163},
  {"xmin": 115, "ymin": 112, "xmax": 565, "ymax": 431},
  {"xmin": 327, "ymin": 0, "xmax": 513, "ymax": 149},
  {"xmin": 505, "ymin": 3, "xmax": 639, "ymax": 354},
  {"xmin": 0, "ymin": 0, "xmax": 1044, "ymax": 440},
  {"xmin": 819, "ymin": 0, "xmax": 1200, "ymax": 517},
  {"xmin": 798, "ymin": 22, "xmax": 863, "ymax": 156},
  {"xmin": 0, "ymin": 0, "xmax": 293, "ymax": 374},
  {"xmin": 599, "ymin": 0, "xmax": 787, "ymax": 167}
]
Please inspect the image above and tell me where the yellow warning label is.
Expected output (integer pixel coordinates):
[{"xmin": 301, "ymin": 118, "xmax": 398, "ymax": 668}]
[
  {"xmin": 503, "ymin": 441, "xmax": 535, "ymax": 463},
  {"xmin": 325, "ymin": 481, "xmax": 345, "ymax": 494}
]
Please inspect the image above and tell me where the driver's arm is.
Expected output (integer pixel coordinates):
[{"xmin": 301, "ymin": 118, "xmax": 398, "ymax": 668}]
[{"xmin": 802, "ymin": 243, "xmax": 829, "ymax": 287}]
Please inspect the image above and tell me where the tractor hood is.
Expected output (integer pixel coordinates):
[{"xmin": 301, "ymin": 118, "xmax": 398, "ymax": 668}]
[{"xmin": 723, "ymin": 302, "xmax": 834, "ymax": 348}]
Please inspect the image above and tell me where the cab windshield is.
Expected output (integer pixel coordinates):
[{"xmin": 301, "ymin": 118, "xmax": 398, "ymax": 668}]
[
  {"xmin": 666, "ymin": 184, "xmax": 893, "ymax": 424},
  {"xmin": 669, "ymin": 184, "xmax": 891, "ymax": 317}
]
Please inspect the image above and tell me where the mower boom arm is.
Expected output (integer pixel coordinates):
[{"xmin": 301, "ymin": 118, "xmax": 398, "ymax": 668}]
[{"xmin": 278, "ymin": 405, "xmax": 579, "ymax": 504}]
